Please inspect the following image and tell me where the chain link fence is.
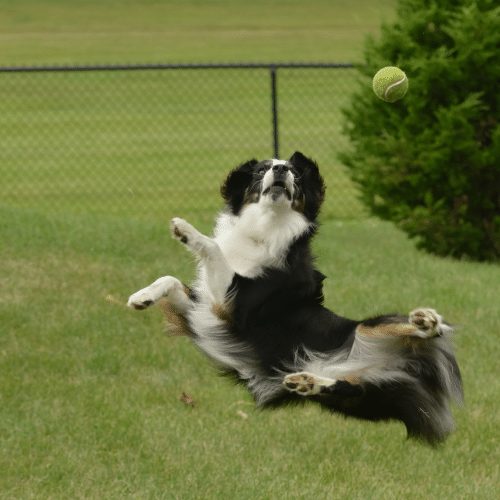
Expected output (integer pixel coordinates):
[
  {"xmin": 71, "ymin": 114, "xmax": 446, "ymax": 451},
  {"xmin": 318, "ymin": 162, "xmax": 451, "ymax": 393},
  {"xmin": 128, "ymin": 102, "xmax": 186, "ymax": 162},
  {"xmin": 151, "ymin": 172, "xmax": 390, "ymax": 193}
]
[{"xmin": 0, "ymin": 63, "xmax": 365, "ymax": 224}]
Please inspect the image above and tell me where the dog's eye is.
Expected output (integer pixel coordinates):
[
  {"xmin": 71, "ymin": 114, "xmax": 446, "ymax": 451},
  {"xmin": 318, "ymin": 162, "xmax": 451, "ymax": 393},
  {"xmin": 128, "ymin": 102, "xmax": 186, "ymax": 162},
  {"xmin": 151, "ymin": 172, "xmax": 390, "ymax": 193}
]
[{"xmin": 257, "ymin": 167, "xmax": 267, "ymax": 175}]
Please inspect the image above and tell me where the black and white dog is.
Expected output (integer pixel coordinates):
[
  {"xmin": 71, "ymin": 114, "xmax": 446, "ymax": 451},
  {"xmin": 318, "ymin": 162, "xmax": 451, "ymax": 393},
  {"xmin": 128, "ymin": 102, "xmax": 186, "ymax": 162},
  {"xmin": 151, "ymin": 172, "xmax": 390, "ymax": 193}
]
[{"xmin": 128, "ymin": 152, "xmax": 463, "ymax": 444}]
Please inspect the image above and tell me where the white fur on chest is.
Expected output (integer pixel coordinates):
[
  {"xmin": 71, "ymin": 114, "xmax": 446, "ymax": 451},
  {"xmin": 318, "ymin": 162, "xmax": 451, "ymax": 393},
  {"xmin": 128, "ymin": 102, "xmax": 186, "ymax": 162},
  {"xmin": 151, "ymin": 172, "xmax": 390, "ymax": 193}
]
[
  {"xmin": 213, "ymin": 203, "xmax": 310, "ymax": 278},
  {"xmin": 186, "ymin": 201, "xmax": 309, "ymax": 385}
]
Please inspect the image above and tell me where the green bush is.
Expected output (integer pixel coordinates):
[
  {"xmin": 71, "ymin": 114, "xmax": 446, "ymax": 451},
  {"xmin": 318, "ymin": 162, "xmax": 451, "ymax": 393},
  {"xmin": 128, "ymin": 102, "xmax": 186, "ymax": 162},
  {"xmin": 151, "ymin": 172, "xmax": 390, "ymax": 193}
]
[{"xmin": 340, "ymin": 0, "xmax": 499, "ymax": 261}]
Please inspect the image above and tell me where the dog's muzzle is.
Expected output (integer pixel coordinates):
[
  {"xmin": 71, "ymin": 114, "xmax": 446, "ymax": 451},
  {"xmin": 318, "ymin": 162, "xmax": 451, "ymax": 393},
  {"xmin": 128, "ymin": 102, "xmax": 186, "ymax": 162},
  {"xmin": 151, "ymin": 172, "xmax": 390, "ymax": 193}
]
[{"xmin": 262, "ymin": 164, "xmax": 293, "ymax": 201}]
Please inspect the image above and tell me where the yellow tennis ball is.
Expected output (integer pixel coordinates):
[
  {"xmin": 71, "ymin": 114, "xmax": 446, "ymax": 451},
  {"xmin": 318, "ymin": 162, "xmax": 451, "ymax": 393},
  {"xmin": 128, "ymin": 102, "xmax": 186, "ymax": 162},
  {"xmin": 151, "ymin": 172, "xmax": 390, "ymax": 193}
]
[{"xmin": 372, "ymin": 66, "xmax": 409, "ymax": 103}]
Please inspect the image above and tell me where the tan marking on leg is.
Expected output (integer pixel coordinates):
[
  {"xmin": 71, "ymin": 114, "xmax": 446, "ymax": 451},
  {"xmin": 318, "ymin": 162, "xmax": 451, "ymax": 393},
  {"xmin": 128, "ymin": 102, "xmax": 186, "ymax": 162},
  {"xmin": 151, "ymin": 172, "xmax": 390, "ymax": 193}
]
[
  {"xmin": 341, "ymin": 374, "xmax": 362, "ymax": 385},
  {"xmin": 159, "ymin": 299, "xmax": 192, "ymax": 336},
  {"xmin": 211, "ymin": 302, "xmax": 233, "ymax": 325},
  {"xmin": 356, "ymin": 322, "xmax": 420, "ymax": 338}
]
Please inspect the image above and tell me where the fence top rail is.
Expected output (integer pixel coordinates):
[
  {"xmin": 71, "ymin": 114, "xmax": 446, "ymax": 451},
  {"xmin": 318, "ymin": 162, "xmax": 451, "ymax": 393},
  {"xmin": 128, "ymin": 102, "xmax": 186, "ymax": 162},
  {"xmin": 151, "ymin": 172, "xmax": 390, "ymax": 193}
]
[{"xmin": 0, "ymin": 61, "xmax": 356, "ymax": 73}]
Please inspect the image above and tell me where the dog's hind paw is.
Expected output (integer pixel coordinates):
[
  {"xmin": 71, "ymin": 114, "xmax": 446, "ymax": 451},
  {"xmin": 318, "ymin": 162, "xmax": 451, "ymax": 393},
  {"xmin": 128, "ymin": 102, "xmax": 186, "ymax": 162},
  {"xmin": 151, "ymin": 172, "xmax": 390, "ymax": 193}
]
[
  {"xmin": 409, "ymin": 308, "xmax": 451, "ymax": 338},
  {"xmin": 283, "ymin": 372, "xmax": 336, "ymax": 396}
]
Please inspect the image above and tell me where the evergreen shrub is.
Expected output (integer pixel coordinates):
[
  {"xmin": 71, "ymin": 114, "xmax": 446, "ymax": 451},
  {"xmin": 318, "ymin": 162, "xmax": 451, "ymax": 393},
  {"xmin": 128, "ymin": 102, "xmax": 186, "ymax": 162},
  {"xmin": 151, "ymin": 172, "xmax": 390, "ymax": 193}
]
[{"xmin": 340, "ymin": 0, "xmax": 499, "ymax": 261}]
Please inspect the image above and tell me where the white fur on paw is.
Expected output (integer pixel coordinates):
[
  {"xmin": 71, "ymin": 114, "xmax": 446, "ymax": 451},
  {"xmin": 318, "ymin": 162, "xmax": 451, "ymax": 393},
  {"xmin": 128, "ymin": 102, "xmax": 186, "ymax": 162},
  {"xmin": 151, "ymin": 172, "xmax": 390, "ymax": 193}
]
[
  {"xmin": 127, "ymin": 288, "xmax": 156, "ymax": 310},
  {"xmin": 170, "ymin": 217, "xmax": 196, "ymax": 245},
  {"xmin": 127, "ymin": 276, "xmax": 180, "ymax": 310},
  {"xmin": 283, "ymin": 372, "xmax": 335, "ymax": 396},
  {"xmin": 409, "ymin": 308, "xmax": 449, "ymax": 338}
]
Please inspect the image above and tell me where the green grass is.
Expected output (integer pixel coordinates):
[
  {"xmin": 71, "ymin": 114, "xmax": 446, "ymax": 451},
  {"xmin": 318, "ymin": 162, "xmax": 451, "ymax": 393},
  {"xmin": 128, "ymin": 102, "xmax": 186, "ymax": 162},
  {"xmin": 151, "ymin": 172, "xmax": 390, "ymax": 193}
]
[
  {"xmin": 1, "ymin": 0, "xmax": 499, "ymax": 498},
  {"xmin": 0, "ymin": 0, "xmax": 395, "ymax": 65},
  {"xmin": 1, "ymin": 207, "xmax": 499, "ymax": 498}
]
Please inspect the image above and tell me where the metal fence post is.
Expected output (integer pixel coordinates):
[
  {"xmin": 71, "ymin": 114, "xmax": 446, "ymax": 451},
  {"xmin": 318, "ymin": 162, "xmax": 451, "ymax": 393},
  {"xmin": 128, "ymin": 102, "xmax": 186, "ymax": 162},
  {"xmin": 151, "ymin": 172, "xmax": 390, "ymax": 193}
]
[{"xmin": 270, "ymin": 66, "xmax": 279, "ymax": 159}]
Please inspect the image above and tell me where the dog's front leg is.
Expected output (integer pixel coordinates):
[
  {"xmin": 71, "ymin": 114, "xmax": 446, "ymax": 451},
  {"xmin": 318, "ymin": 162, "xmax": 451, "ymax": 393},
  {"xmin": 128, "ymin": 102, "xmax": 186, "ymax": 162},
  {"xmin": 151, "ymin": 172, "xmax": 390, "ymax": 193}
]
[
  {"xmin": 170, "ymin": 217, "xmax": 234, "ymax": 303},
  {"xmin": 127, "ymin": 276, "xmax": 192, "ymax": 312}
]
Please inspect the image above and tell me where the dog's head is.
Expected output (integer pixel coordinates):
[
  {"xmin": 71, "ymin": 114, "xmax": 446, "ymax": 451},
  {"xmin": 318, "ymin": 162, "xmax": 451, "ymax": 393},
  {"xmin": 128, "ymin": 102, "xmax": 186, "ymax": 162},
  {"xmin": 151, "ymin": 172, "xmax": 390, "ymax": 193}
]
[{"xmin": 221, "ymin": 151, "xmax": 325, "ymax": 221}]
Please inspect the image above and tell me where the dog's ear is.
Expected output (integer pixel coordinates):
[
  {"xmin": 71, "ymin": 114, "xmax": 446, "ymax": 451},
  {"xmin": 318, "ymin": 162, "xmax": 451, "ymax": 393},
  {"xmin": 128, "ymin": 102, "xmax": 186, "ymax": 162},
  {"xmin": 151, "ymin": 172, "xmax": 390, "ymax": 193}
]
[
  {"xmin": 289, "ymin": 151, "xmax": 319, "ymax": 175},
  {"xmin": 289, "ymin": 152, "xmax": 325, "ymax": 220},
  {"xmin": 221, "ymin": 159, "xmax": 258, "ymax": 213}
]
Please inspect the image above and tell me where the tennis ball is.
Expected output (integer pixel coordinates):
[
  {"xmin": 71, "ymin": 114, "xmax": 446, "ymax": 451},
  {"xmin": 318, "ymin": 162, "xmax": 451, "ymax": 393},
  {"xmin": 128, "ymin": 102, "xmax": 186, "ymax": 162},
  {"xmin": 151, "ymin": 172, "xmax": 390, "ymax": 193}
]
[{"xmin": 372, "ymin": 66, "xmax": 409, "ymax": 103}]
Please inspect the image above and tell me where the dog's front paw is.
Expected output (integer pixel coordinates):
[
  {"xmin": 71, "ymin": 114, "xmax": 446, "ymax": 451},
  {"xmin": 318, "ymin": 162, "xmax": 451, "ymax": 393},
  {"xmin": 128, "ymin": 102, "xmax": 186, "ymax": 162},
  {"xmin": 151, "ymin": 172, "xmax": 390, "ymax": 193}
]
[
  {"xmin": 409, "ymin": 308, "xmax": 451, "ymax": 338},
  {"xmin": 127, "ymin": 288, "xmax": 156, "ymax": 310},
  {"xmin": 170, "ymin": 217, "xmax": 197, "ymax": 245},
  {"xmin": 127, "ymin": 276, "xmax": 185, "ymax": 311}
]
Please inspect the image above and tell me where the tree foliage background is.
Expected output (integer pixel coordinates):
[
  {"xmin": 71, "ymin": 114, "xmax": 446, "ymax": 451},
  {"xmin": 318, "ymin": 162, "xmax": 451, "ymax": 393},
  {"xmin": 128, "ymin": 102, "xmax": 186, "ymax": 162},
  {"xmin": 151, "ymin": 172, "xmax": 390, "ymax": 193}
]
[{"xmin": 340, "ymin": 0, "xmax": 499, "ymax": 261}]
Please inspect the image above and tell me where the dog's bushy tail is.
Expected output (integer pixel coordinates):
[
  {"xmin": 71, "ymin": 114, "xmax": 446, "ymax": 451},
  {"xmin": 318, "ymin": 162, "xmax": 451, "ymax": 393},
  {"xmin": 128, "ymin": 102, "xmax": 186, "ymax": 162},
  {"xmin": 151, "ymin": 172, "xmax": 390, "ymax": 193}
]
[
  {"xmin": 325, "ymin": 335, "xmax": 463, "ymax": 445},
  {"xmin": 397, "ymin": 338, "xmax": 463, "ymax": 444}
]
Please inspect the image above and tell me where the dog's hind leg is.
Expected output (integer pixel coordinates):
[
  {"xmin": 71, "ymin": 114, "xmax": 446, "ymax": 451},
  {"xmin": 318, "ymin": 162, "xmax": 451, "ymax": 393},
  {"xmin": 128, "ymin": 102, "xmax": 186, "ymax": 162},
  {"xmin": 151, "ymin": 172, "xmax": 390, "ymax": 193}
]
[
  {"xmin": 356, "ymin": 308, "xmax": 452, "ymax": 339},
  {"xmin": 170, "ymin": 217, "xmax": 234, "ymax": 303},
  {"xmin": 127, "ymin": 276, "xmax": 192, "ymax": 312}
]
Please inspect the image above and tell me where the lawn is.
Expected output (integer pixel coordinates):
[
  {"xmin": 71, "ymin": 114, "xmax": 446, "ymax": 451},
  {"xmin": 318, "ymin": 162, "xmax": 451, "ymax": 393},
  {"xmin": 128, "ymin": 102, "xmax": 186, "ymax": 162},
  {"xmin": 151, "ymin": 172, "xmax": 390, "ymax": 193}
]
[
  {"xmin": 1, "ymin": 0, "xmax": 499, "ymax": 498},
  {"xmin": 0, "ymin": 0, "xmax": 395, "ymax": 65},
  {"xmin": 2, "ymin": 208, "xmax": 499, "ymax": 498}
]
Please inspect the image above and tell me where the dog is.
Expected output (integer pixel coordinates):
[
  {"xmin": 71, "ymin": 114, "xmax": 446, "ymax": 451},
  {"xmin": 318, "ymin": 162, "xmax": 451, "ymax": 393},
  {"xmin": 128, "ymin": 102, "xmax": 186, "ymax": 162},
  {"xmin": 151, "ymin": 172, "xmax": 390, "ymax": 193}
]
[{"xmin": 128, "ymin": 151, "xmax": 463, "ymax": 444}]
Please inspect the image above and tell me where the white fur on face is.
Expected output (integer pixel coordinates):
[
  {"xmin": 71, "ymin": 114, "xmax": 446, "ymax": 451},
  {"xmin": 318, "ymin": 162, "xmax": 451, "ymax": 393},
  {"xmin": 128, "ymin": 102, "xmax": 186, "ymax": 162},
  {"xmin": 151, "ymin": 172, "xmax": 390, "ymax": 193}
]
[
  {"xmin": 271, "ymin": 159, "xmax": 287, "ymax": 166},
  {"xmin": 260, "ymin": 163, "xmax": 295, "ymax": 206}
]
